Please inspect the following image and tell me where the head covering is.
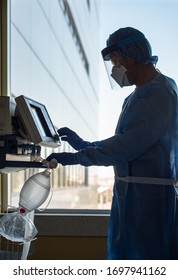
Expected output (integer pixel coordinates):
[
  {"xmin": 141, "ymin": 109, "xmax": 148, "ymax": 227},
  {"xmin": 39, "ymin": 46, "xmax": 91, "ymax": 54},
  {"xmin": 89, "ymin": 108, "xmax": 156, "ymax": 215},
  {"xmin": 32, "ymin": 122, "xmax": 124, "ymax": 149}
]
[{"xmin": 101, "ymin": 27, "xmax": 158, "ymax": 64}]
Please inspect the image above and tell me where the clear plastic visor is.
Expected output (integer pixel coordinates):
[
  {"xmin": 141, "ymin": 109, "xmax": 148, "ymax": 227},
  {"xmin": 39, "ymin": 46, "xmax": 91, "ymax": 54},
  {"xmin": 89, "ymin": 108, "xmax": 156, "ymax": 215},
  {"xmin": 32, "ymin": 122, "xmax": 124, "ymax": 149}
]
[
  {"xmin": 103, "ymin": 59, "xmax": 121, "ymax": 90},
  {"xmin": 101, "ymin": 45, "xmax": 122, "ymax": 89}
]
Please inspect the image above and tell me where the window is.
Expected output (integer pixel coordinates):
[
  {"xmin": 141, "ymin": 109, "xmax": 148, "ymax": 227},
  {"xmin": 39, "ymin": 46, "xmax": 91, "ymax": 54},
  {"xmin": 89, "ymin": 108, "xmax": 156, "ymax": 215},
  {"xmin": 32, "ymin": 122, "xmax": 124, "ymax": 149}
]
[
  {"xmin": 59, "ymin": 0, "xmax": 89, "ymax": 74},
  {"xmin": 8, "ymin": 0, "xmax": 111, "ymax": 211},
  {"xmin": 86, "ymin": 0, "xmax": 90, "ymax": 11}
]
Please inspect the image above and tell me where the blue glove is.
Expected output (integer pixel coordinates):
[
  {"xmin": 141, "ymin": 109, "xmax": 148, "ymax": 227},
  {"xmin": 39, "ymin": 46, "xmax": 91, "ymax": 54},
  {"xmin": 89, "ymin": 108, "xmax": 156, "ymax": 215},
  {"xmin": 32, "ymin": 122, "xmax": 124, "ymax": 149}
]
[
  {"xmin": 57, "ymin": 127, "xmax": 89, "ymax": 150},
  {"xmin": 46, "ymin": 152, "xmax": 79, "ymax": 166}
]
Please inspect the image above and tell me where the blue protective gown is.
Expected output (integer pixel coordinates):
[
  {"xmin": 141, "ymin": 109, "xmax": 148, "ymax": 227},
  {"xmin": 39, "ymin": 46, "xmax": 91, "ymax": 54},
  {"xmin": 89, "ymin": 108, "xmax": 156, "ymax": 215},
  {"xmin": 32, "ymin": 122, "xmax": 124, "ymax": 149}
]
[{"xmin": 76, "ymin": 74, "xmax": 178, "ymax": 259}]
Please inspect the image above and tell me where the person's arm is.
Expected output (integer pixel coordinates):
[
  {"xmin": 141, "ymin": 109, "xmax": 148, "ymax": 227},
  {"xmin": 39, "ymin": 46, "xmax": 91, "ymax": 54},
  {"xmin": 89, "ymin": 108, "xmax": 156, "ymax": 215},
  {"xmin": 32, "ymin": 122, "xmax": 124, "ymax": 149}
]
[{"xmin": 47, "ymin": 89, "xmax": 175, "ymax": 167}]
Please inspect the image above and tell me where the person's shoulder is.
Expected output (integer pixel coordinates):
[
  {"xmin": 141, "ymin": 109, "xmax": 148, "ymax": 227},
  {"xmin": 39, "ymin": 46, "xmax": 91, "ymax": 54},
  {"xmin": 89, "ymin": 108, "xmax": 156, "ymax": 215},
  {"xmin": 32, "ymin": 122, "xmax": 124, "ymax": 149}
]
[
  {"xmin": 137, "ymin": 73, "xmax": 178, "ymax": 99},
  {"xmin": 159, "ymin": 74, "xmax": 178, "ymax": 92}
]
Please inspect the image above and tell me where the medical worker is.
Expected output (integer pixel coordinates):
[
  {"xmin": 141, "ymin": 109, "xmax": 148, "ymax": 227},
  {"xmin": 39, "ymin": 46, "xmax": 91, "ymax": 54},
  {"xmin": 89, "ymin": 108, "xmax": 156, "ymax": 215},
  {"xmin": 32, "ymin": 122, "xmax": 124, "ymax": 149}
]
[{"xmin": 47, "ymin": 27, "xmax": 178, "ymax": 260}]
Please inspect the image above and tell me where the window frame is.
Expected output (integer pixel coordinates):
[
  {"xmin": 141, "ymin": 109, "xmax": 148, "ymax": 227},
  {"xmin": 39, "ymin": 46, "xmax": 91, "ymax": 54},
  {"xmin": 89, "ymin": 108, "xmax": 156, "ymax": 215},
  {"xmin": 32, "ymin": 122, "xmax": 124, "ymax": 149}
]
[
  {"xmin": 0, "ymin": 0, "xmax": 9, "ymax": 213},
  {"xmin": 0, "ymin": 0, "xmax": 110, "ymax": 240}
]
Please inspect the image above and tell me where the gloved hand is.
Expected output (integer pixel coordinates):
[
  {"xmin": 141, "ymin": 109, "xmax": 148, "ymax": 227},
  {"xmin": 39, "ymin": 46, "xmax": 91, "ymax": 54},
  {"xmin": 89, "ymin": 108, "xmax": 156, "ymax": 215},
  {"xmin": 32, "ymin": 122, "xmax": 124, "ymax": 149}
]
[
  {"xmin": 57, "ymin": 127, "xmax": 89, "ymax": 150},
  {"xmin": 46, "ymin": 152, "xmax": 79, "ymax": 166}
]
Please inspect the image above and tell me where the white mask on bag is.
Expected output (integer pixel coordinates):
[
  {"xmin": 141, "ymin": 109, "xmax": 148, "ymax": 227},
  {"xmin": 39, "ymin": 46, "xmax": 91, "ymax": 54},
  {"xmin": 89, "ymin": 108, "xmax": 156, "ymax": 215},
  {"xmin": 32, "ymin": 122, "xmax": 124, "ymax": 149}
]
[{"xmin": 111, "ymin": 65, "xmax": 131, "ymax": 88}]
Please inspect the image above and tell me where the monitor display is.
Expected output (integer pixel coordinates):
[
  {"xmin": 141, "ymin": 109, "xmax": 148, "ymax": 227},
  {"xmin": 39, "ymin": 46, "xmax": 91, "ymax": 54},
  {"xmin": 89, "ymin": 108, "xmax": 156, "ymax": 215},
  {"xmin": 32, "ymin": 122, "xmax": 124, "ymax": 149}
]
[{"xmin": 15, "ymin": 95, "xmax": 61, "ymax": 148}]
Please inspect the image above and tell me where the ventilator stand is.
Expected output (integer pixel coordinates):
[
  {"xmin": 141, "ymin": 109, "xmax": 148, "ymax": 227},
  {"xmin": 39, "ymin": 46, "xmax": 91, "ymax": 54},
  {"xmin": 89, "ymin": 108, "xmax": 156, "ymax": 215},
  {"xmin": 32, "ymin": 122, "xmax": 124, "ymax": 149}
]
[
  {"xmin": 0, "ymin": 134, "xmax": 44, "ymax": 173},
  {"xmin": 0, "ymin": 138, "xmax": 43, "ymax": 259}
]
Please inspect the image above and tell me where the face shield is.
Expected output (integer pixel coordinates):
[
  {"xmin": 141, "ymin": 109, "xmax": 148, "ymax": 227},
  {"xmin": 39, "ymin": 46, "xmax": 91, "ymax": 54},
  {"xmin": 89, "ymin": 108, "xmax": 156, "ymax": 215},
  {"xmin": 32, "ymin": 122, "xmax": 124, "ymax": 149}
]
[
  {"xmin": 104, "ymin": 60, "xmax": 120, "ymax": 90},
  {"xmin": 101, "ymin": 45, "xmax": 120, "ymax": 89},
  {"xmin": 101, "ymin": 45, "xmax": 131, "ymax": 89},
  {"xmin": 101, "ymin": 31, "xmax": 158, "ymax": 89}
]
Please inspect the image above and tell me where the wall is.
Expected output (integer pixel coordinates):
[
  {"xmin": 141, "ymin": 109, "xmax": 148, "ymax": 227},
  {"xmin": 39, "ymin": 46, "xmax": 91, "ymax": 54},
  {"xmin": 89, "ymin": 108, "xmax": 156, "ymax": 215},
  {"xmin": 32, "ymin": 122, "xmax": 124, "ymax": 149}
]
[
  {"xmin": 28, "ymin": 213, "xmax": 109, "ymax": 260},
  {"xmin": 29, "ymin": 236, "xmax": 107, "ymax": 260}
]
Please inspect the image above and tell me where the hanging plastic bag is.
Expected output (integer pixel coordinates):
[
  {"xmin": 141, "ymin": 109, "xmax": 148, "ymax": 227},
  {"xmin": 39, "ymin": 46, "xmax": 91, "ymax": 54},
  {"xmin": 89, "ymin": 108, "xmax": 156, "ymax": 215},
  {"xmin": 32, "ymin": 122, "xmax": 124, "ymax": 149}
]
[{"xmin": 0, "ymin": 211, "xmax": 37, "ymax": 242}]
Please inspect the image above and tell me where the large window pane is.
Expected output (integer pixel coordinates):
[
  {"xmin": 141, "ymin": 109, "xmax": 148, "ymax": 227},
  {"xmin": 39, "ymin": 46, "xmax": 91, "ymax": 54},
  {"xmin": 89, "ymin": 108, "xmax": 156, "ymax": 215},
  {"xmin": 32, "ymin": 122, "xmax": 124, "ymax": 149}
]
[{"xmin": 9, "ymin": 0, "xmax": 112, "ymax": 210}]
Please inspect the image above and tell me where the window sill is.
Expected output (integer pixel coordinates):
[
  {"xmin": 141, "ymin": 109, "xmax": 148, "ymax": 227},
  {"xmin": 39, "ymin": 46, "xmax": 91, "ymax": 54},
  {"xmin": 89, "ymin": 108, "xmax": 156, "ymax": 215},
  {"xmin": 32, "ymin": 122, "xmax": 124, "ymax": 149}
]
[{"xmin": 34, "ymin": 209, "xmax": 110, "ymax": 237}]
